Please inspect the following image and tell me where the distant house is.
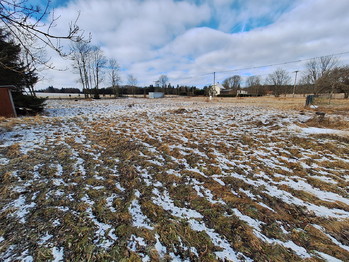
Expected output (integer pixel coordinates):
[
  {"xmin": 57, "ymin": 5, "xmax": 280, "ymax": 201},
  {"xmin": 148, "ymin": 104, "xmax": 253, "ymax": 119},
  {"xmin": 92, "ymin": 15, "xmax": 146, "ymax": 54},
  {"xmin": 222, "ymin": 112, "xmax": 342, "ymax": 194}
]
[
  {"xmin": 237, "ymin": 90, "xmax": 248, "ymax": 95},
  {"xmin": 220, "ymin": 88, "xmax": 234, "ymax": 95},
  {"xmin": 211, "ymin": 82, "xmax": 223, "ymax": 96},
  {"xmin": 0, "ymin": 85, "xmax": 17, "ymax": 117},
  {"xmin": 149, "ymin": 92, "xmax": 164, "ymax": 99}
]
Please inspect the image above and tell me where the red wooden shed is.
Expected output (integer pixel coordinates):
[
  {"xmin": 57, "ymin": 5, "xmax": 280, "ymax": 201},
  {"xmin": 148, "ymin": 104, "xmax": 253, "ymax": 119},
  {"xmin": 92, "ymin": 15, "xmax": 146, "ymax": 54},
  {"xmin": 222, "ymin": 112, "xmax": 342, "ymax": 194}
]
[{"xmin": 0, "ymin": 85, "xmax": 17, "ymax": 117}]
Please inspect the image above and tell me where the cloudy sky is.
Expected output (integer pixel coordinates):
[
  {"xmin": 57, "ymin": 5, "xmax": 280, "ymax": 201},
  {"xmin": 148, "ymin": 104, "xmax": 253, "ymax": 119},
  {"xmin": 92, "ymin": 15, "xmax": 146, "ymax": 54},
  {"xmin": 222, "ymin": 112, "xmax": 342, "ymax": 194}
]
[{"xmin": 32, "ymin": 0, "xmax": 349, "ymax": 90}]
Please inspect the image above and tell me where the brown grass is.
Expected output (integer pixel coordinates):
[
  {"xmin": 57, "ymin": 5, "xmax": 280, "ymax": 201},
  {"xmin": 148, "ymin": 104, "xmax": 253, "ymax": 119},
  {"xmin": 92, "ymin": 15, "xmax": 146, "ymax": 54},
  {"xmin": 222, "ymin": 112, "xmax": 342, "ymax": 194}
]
[{"xmin": 1, "ymin": 97, "xmax": 349, "ymax": 261}]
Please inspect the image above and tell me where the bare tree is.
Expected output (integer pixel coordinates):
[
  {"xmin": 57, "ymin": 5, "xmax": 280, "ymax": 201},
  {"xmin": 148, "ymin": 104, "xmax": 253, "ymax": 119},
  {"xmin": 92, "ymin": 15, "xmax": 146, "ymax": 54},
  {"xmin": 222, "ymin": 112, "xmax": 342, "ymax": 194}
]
[
  {"xmin": 302, "ymin": 55, "xmax": 339, "ymax": 95},
  {"xmin": 19, "ymin": 50, "xmax": 40, "ymax": 96},
  {"xmin": 127, "ymin": 74, "xmax": 138, "ymax": 97},
  {"xmin": 338, "ymin": 65, "xmax": 349, "ymax": 99},
  {"xmin": 108, "ymin": 58, "xmax": 121, "ymax": 97},
  {"xmin": 158, "ymin": 74, "xmax": 168, "ymax": 94},
  {"xmin": 70, "ymin": 41, "xmax": 92, "ymax": 98},
  {"xmin": 0, "ymin": 0, "xmax": 86, "ymax": 67},
  {"xmin": 316, "ymin": 66, "xmax": 349, "ymax": 99},
  {"xmin": 91, "ymin": 46, "xmax": 107, "ymax": 99},
  {"xmin": 246, "ymin": 75, "xmax": 262, "ymax": 96},
  {"xmin": 222, "ymin": 75, "xmax": 241, "ymax": 94},
  {"xmin": 265, "ymin": 68, "xmax": 291, "ymax": 97},
  {"xmin": 297, "ymin": 74, "xmax": 314, "ymax": 96}
]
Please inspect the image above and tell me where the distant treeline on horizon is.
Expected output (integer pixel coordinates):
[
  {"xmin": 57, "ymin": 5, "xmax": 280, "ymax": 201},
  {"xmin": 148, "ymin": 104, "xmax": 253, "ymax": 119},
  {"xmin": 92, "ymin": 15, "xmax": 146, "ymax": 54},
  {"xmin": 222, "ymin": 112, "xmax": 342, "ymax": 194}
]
[
  {"xmin": 36, "ymin": 86, "xmax": 81, "ymax": 93},
  {"xmin": 36, "ymin": 85, "xmax": 206, "ymax": 96}
]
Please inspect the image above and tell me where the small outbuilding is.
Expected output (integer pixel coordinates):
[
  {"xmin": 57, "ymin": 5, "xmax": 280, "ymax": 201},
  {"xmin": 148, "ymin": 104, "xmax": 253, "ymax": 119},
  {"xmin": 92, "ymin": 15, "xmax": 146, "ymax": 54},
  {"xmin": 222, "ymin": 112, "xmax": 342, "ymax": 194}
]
[
  {"xmin": 149, "ymin": 92, "xmax": 164, "ymax": 99},
  {"xmin": 237, "ymin": 90, "xmax": 248, "ymax": 95},
  {"xmin": 0, "ymin": 85, "xmax": 17, "ymax": 118}
]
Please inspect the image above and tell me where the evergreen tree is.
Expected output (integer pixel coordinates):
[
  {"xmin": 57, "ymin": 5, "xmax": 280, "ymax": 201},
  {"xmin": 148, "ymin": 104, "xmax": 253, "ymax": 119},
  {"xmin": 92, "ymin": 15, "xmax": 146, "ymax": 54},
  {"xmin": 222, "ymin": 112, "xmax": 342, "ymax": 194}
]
[{"xmin": 0, "ymin": 28, "xmax": 46, "ymax": 114}]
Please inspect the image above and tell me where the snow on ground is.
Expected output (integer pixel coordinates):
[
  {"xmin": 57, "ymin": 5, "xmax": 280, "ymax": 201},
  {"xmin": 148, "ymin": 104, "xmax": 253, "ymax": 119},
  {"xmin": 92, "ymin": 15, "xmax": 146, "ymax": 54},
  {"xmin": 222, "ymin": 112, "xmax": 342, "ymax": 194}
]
[{"xmin": 0, "ymin": 98, "xmax": 349, "ymax": 261}]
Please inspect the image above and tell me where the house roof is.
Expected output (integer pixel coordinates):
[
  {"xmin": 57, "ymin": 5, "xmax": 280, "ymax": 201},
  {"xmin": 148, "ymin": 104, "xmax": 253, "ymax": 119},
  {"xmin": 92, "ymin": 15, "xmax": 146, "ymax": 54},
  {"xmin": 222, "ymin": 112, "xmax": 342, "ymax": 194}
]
[
  {"xmin": 213, "ymin": 83, "xmax": 223, "ymax": 90},
  {"xmin": 0, "ymin": 85, "xmax": 16, "ymax": 89}
]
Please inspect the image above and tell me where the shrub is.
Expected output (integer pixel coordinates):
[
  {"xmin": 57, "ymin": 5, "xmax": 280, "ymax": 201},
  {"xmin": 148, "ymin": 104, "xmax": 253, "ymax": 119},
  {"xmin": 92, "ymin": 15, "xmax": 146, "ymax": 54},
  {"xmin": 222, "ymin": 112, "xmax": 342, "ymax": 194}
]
[{"xmin": 12, "ymin": 92, "xmax": 47, "ymax": 115}]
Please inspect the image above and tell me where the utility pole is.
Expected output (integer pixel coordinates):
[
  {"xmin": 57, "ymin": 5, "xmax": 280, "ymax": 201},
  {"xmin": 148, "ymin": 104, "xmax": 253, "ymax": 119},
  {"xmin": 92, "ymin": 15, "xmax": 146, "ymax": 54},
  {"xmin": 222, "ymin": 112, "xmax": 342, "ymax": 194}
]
[
  {"xmin": 293, "ymin": 70, "xmax": 298, "ymax": 98},
  {"xmin": 213, "ymin": 72, "xmax": 216, "ymax": 87}
]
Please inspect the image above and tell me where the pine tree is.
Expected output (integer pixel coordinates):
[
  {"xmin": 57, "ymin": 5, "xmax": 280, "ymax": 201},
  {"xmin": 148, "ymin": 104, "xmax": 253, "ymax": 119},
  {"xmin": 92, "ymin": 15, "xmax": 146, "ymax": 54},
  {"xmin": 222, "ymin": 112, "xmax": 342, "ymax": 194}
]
[{"xmin": 0, "ymin": 29, "xmax": 46, "ymax": 114}]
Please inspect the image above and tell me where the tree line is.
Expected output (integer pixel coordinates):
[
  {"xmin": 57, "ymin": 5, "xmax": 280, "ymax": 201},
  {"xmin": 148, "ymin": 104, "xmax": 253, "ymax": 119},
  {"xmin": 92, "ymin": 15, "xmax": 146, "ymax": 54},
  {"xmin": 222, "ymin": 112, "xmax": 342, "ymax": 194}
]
[
  {"xmin": 221, "ymin": 55, "xmax": 349, "ymax": 98},
  {"xmin": 37, "ymin": 83, "xmax": 205, "ymax": 96}
]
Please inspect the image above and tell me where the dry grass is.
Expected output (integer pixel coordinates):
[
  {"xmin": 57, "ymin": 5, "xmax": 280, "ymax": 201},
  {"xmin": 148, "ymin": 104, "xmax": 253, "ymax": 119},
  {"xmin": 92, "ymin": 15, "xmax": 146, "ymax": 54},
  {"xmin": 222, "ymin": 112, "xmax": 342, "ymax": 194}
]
[{"xmin": 0, "ymin": 97, "xmax": 349, "ymax": 261}]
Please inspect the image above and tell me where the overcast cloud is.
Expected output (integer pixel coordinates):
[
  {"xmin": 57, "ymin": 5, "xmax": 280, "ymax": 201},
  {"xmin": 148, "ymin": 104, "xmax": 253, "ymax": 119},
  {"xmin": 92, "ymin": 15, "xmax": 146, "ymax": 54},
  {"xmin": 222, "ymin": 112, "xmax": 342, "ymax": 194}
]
[{"xmin": 34, "ymin": 0, "xmax": 349, "ymax": 90}]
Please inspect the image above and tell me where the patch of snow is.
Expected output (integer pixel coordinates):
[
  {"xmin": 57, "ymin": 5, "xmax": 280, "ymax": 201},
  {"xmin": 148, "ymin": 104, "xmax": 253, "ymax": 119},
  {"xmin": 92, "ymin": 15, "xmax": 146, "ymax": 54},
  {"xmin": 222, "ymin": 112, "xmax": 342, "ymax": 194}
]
[
  {"xmin": 258, "ymin": 202, "xmax": 275, "ymax": 212},
  {"xmin": 108, "ymin": 229, "xmax": 118, "ymax": 241},
  {"xmin": 115, "ymin": 182, "xmax": 125, "ymax": 192},
  {"xmin": 232, "ymin": 209, "xmax": 265, "ymax": 231},
  {"xmin": 94, "ymin": 175, "xmax": 105, "ymax": 180},
  {"xmin": 314, "ymin": 251, "xmax": 343, "ymax": 262},
  {"xmin": 147, "ymin": 159, "xmax": 163, "ymax": 166},
  {"xmin": 239, "ymin": 189, "xmax": 257, "ymax": 200},
  {"xmin": 169, "ymin": 252, "xmax": 189, "ymax": 261},
  {"xmin": 53, "ymin": 179, "xmax": 66, "ymax": 186},
  {"xmin": 92, "ymin": 186, "xmax": 104, "ymax": 190},
  {"xmin": 11, "ymin": 195, "xmax": 36, "ymax": 223},
  {"xmin": 213, "ymin": 177, "xmax": 225, "ymax": 186},
  {"xmin": 152, "ymin": 188, "xmax": 203, "ymax": 219},
  {"xmin": 187, "ymin": 168, "xmax": 207, "ymax": 178},
  {"xmin": 52, "ymin": 247, "xmax": 64, "ymax": 262},
  {"xmin": 312, "ymin": 224, "xmax": 349, "ymax": 252},
  {"xmin": 254, "ymin": 230, "xmax": 311, "ymax": 259},
  {"xmin": 128, "ymin": 235, "xmax": 147, "ymax": 252},
  {"xmin": 73, "ymin": 157, "xmax": 86, "ymax": 176},
  {"xmin": 106, "ymin": 193, "xmax": 118, "ymax": 212},
  {"xmin": 277, "ymin": 221, "xmax": 289, "ymax": 234},
  {"xmin": 51, "ymin": 164, "xmax": 63, "ymax": 176},
  {"xmin": 203, "ymin": 188, "xmax": 225, "ymax": 205},
  {"xmin": 155, "ymin": 234, "xmax": 167, "ymax": 258},
  {"xmin": 57, "ymin": 206, "xmax": 69, "ymax": 212},
  {"xmin": 0, "ymin": 158, "xmax": 9, "ymax": 165},
  {"xmin": 189, "ymin": 219, "xmax": 239, "ymax": 262},
  {"xmin": 311, "ymin": 175, "xmax": 338, "ymax": 184},
  {"xmin": 288, "ymin": 124, "xmax": 348, "ymax": 136},
  {"xmin": 38, "ymin": 232, "xmax": 53, "ymax": 245},
  {"xmin": 190, "ymin": 247, "xmax": 199, "ymax": 256},
  {"xmin": 153, "ymin": 181, "xmax": 163, "ymax": 187},
  {"xmin": 19, "ymin": 250, "xmax": 33, "ymax": 262},
  {"xmin": 279, "ymin": 177, "xmax": 349, "ymax": 206},
  {"xmin": 129, "ymin": 191, "xmax": 154, "ymax": 230}
]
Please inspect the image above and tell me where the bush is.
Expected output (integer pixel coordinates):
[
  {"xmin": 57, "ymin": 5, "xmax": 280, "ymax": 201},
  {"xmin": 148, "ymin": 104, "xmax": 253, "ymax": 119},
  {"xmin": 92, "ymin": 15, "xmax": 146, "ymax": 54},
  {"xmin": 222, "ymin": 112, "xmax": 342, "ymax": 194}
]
[{"xmin": 12, "ymin": 92, "xmax": 47, "ymax": 115}]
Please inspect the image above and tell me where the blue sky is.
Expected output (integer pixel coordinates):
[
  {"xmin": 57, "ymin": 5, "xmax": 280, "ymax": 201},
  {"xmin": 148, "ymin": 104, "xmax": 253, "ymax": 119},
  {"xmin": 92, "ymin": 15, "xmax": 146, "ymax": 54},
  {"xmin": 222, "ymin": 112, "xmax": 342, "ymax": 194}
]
[{"xmin": 31, "ymin": 0, "xmax": 349, "ymax": 90}]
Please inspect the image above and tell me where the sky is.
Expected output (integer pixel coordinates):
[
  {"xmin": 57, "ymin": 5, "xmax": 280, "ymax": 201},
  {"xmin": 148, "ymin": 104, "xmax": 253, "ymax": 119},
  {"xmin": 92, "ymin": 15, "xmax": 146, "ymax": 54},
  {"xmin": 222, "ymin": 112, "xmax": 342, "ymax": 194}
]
[{"xmin": 30, "ymin": 0, "xmax": 349, "ymax": 90}]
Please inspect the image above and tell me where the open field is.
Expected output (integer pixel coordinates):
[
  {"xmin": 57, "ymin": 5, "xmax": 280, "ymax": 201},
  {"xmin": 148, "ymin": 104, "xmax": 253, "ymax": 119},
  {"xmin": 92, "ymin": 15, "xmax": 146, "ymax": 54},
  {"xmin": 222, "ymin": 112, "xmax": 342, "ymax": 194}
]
[{"xmin": 1, "ymin": 97, "xmax": 349, "ymax": 261}]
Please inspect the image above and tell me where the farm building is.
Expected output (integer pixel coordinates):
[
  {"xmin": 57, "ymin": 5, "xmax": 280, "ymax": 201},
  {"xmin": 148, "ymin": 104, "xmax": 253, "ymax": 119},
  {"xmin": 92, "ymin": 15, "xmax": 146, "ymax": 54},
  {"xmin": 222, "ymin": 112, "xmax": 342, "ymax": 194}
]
[
  {"xmin": 0, "ymin": 85, "xmax": 17, "ymax": 117},
  {"xmin": 237, "ymin": 90, "xmax": 248, "ymax": 95},
  {"xmin": 149, "ymin": 92, "xmax": 164, "ymax": 99},
  {"xmin": 220, "ymin": 89, "xmax": 248, "ymax": 95}
]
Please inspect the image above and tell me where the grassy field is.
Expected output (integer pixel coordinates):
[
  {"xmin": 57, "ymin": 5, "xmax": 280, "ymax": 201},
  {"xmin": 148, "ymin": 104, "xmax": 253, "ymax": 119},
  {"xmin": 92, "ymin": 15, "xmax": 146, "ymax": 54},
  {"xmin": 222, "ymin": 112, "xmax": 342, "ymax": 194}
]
[{"xmin": 0, "ymin": 97, "xmax": 349, "ymax": 261}]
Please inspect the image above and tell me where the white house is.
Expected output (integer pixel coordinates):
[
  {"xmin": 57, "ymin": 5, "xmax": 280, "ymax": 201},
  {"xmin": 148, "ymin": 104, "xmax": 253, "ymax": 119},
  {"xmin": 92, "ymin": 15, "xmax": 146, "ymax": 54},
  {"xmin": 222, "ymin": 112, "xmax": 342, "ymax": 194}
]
[
  {"xmin": 212, "ymin": 82, "xmax": 223, "ymax": 96},
  {"xmin": 237, "ymin": 90, "xmax": 248, "ymax": 95},
  {"xmin": 149, "ymin": 92, "xmax": 164, "ymax": 99}
]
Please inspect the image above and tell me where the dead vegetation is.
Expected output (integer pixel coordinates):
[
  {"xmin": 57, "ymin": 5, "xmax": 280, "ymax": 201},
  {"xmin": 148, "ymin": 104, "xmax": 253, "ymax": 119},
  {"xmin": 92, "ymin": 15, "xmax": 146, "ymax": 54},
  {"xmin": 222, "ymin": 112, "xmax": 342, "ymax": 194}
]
[{"xmin": 0, "ymin": 97, "xmax": 349, "ymax": 261}]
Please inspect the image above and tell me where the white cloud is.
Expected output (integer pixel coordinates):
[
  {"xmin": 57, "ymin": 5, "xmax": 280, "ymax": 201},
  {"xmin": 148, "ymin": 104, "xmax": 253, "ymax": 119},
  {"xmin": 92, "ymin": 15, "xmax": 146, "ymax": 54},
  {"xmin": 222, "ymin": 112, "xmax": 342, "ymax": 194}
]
[{"xmin": 33, "ymin": 0, "xmax": 349, "ymax": 90}]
